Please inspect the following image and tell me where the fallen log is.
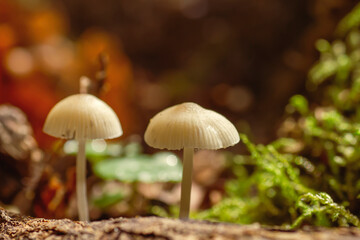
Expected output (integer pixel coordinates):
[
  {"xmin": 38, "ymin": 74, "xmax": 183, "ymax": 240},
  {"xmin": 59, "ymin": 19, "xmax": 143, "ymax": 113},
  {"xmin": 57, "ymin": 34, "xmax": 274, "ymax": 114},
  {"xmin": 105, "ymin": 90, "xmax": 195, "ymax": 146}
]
[{"xmin": 1, "ymin": 208, "xmax": 360, "ymax": 240}]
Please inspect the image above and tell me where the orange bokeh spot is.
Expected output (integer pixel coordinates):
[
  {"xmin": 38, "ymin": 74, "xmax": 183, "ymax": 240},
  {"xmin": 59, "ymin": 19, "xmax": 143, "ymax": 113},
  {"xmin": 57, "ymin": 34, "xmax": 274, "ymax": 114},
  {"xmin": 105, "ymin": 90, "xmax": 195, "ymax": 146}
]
[
  {"xmin": 5, "ymin": 76, "xmax": 60, "ymax": 148},
  {"xmin": 0, "ymin": 24, "xmax": 16, "ymax": 50},
  {"xmin": 27, "ymin": 9, "xmax": 67, "ymax": 43}
]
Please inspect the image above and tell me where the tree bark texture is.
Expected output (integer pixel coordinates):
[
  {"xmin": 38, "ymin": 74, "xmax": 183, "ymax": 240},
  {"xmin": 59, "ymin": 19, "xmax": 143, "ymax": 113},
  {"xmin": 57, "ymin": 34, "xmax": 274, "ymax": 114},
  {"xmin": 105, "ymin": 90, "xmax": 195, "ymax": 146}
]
[{"xmin": 1, "ymin": 208, "xmax": 360, "ymax": 240}]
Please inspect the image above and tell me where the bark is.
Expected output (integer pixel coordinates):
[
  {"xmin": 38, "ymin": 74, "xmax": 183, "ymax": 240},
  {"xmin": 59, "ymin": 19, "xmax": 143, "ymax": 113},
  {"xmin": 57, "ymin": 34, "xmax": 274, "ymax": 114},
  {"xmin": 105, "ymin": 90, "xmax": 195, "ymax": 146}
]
[{"xmin": 1, "ymin": 208, "xmax": 360, "ymax": 240}]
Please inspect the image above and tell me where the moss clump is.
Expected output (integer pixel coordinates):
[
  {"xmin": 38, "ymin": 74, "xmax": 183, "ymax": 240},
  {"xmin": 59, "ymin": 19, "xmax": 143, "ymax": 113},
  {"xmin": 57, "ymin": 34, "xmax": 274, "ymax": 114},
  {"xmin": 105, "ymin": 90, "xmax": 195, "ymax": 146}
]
[{"xmin": 196, "ymin": 3, "xmax": 360, "ymax": 228}]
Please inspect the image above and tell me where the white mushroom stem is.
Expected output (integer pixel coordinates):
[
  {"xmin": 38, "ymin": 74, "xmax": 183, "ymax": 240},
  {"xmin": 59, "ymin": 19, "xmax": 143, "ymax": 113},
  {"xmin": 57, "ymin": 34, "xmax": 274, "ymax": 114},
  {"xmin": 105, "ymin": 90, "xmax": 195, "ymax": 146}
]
[
  {"xmin": 179, "ymin": 147, "xmax": 194, "ymax": 219},
  {"xmin": 76, "ymin": 139, "xmax": 89, "ymax": 221}
]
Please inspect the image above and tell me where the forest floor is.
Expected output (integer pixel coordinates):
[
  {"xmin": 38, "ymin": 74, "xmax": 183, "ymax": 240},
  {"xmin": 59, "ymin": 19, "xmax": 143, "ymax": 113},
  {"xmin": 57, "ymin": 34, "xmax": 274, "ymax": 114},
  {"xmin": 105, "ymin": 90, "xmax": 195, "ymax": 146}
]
[{"xmin": 1, "ymin": 208, "xmax": 360, "ymax": 240}]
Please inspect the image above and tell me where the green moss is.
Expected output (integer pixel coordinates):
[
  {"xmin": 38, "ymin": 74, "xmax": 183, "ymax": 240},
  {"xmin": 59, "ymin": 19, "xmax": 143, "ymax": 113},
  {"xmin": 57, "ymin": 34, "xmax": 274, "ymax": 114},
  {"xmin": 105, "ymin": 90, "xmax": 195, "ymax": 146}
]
[{"xmin": 195, "ymin": 4, "xmax": 360, "ymax": 228}]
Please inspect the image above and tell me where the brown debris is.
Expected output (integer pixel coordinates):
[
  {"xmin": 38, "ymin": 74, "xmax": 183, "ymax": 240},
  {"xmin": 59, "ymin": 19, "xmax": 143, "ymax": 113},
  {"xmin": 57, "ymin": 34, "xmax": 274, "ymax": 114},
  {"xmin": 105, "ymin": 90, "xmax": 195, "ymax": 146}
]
[
  {"xmin": 1, "ymin": 208, "xmax": 360, "ymax": 240},
  {"xmin": 0, "ymin": 104, "xmax": 38, "ymax": 161},
  {"xmin": 0, "ymin": 105, "xmax": 45, "ymax": 213}
]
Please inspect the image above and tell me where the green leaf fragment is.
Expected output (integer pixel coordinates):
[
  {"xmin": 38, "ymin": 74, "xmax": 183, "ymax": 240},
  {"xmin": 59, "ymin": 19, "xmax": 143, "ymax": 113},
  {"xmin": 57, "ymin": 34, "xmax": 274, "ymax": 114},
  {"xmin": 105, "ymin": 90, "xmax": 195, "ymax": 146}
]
[{"xmin": 93, "ymin": 152, "xmax": 182, "ymax": 183}]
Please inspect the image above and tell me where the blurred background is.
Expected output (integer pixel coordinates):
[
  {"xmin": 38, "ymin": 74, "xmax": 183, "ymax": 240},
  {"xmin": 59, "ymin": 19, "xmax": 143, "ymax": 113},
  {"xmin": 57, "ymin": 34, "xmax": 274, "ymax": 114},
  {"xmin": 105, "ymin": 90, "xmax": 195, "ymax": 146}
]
[
  {"xmin": 1, "ymin": 0, "xmax": 358, "ymax": 146},
  {"xmin": 1, "ymin": 0, "xmax": 360, "ymax": 223}
]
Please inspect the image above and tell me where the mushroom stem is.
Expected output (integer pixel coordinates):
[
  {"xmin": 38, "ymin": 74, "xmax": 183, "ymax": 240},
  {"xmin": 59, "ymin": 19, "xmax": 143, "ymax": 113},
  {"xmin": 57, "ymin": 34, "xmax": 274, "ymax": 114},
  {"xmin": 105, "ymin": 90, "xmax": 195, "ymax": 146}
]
[
  {"xmin": 179, "ymin": 147, "xmax": 194, "ymax": 219},
  {"xmin": 76, "ymin": 139, "xmax": 89, "ymax": 221}
]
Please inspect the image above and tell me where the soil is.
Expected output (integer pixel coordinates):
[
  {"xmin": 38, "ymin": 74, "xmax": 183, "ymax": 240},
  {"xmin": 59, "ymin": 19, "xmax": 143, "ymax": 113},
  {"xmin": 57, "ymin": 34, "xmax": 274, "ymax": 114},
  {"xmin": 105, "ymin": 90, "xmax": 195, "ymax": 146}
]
[{"xmin": 1, "ymin": 208, "xmax": 360, "ymax": 240}]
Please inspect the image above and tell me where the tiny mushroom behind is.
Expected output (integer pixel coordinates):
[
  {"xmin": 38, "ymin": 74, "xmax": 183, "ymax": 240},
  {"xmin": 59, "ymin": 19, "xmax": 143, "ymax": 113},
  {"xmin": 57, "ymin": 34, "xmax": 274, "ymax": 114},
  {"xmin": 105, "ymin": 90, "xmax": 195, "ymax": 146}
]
[
  {"xmin": 144, "ymin": 102, "xmax": 239, "ymax": 219},
  {"xmin": 43, "ymin": 93, "xmax": 122, "ymax": 221}
]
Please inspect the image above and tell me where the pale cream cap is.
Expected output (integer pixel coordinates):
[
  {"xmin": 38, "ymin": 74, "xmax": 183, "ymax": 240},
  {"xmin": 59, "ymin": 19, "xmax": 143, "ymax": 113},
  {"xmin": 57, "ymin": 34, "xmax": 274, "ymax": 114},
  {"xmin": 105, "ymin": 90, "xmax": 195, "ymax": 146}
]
[
  {"xmin": 43, "ymin": 94, "xmax": 123, "ymax": 140},
  {"xmin": 144, "ymin": 102, "xmax": 240, "ymax": 150}
]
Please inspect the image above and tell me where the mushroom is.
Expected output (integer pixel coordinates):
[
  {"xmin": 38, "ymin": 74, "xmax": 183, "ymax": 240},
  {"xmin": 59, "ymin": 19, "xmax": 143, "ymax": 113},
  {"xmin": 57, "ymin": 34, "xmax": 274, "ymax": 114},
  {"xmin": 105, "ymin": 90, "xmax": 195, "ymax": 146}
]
[
  {"xmin": 144, "ymin": 102, "xmax": 239, "ymax": 219},
  {"xmin": 43, "ymin": 93, "xmax": 122, "ymax": 221}
]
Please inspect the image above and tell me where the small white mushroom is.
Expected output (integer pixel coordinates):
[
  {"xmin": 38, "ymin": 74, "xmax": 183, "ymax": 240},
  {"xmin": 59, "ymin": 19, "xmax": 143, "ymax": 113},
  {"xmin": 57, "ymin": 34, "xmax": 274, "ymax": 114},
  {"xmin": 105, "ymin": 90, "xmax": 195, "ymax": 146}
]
[
  {"xmin": 43, "ymin": 93, "xmax": 122, "ymax": 221},
  {"xmin": 144, "ymin": 102, "xmax": 239, "ymax": 219}
]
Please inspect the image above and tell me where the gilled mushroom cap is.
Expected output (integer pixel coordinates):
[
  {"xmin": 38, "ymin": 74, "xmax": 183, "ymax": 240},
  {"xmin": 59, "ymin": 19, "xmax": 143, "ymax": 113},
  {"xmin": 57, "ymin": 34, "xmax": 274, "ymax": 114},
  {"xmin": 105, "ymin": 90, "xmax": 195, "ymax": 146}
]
[
  {"xmin": 144, "ymin": 102, "xmax": 240, "ymax": 150},
  {"xmin": 43, "ymin": 94, "xmax": 122, "ymax": 140}
]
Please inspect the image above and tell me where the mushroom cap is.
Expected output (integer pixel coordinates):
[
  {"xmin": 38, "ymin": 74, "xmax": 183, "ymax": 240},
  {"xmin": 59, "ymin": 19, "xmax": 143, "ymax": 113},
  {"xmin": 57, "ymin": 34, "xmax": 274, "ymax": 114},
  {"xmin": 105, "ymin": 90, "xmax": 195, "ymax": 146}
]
[
  {"xmin": 43, "ymin": 94, "xmax": 122, "ymax": 140},
  {"xmin": 144, "ymin": 102, "xmax": 240, "ymax": 150}
]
